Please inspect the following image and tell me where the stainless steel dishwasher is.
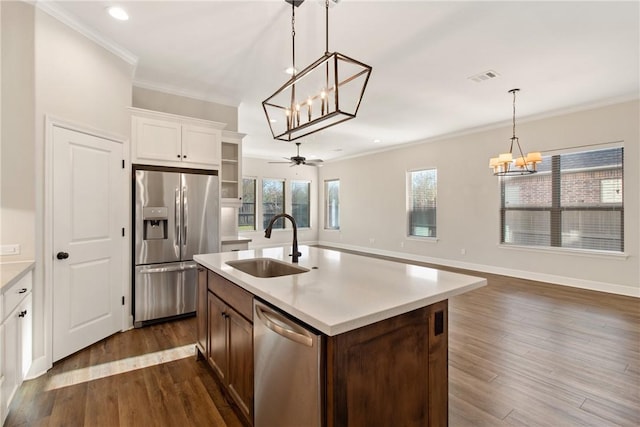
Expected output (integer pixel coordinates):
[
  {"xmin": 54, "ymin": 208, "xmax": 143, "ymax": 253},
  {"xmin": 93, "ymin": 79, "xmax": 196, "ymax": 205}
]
[{"xmin": 253, "ymin": 299, "xmax": 323, "ymax": 427}]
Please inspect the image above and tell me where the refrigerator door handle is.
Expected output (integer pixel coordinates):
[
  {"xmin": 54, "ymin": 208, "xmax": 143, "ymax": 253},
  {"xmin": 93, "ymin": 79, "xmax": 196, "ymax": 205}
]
[
  {"xmin": 183, "ymin": 186, "xmax": 188, "ymax": 248},
  {"xmin": 174, "ymin": 187, "xmax": 180, "ymax": 250}
]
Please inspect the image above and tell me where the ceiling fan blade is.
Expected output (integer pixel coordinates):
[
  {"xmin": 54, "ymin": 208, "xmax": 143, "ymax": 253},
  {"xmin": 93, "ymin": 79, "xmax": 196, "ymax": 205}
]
[
  {"xmin": 306, "ymin": 159, "xmax": 324, "ymax": 164},
  {"xmin": 268, "ymin": 161, "xmax": 293, "ymax": 164}
]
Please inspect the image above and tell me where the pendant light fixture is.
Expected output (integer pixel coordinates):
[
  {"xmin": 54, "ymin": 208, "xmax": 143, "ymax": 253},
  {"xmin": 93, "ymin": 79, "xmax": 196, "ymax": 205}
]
[
  {"xmin": 489, "ymin": 89, "xmax": 542, "ymax": 175},
  {"xmin": 262, "ymin": 0, "xmax": 372, "ymax": 142}
]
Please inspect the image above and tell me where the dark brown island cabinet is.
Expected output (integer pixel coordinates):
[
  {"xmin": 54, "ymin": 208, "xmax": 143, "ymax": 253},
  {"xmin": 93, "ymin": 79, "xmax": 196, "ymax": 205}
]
[{"xmin": 196, "ymin": 266, "xmax": 449, "ymax": 427}]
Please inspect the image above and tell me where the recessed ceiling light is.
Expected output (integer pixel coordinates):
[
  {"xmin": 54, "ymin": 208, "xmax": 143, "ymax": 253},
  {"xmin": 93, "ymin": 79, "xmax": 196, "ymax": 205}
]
[
  {"xmin": 373, "ymin": 139, "xmax": 381, "ymax": 143},
  {"xmin": 270, "ymin": 119, "xmax": 277, "ymax": 123},
  {"xmin": 107, "ymin": 6, "xmax": 129, "ymax": 21},
  {"xmin": 284, "ymin": 67, "xmax": 297, "ymax": 75}
]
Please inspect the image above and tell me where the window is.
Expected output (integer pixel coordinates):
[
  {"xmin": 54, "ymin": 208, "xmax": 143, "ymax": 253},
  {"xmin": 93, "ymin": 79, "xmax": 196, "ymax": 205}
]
[
  {"xmin": 407, "ymin": 169, "xmax": 437, "ymax": 237},
  {"xmin": 291, "ymin": 181, "xmax": 311, "ymax": 228},
  {"xmin": 501, "ymin": 147, "xmax": 623, "ymax": 252},
  {"xmin": 239, "ymin": 178, "xmax": 256, "ymax": 231},
  {"xmin": 324, "ymin": 179, "xmax": 340, "ymax": 230},
  {"xmin": 262, "ymin": 178, "xmax": 285, "ymax": 229}
]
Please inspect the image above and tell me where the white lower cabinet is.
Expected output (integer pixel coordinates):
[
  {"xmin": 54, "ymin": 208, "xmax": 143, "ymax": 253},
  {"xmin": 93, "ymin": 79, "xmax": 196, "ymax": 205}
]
[
  {"xmin": 1, "ymin": 271, "xmax": 33, "ymax": 425},
  {"xmin": 0, "ymin": 321, "xmax": 4, "ymax": 424}
]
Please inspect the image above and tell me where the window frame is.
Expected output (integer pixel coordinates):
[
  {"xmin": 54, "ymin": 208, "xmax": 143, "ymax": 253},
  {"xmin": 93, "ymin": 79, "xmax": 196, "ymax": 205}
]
[
  {"xmin": 499, "ymin": 146, "xmax": 624, "ymax": 254},
  {"xmin": 324, "ymin": 179, "xmax": 340, "ymax": 230},
  {"xmin": 238, "ymin": 177, "xmax": 257, "ymax": 231},
  {"xmin": 406, "ymin": 168, "xmax": 438, "ymax": 239},
  {"xmin": 291, "ymin": 180, "xmax": 312, "ymax": 229},
  {"xmin": 262, "ymin": 177, "xmax": 286, "ymax": 230}
]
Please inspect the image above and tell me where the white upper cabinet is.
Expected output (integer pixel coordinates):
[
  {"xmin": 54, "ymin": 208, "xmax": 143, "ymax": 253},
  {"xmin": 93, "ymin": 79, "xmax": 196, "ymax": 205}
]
[{"xmin": 131, "ymin": 108, "xmax": 226, "ymax": 169}]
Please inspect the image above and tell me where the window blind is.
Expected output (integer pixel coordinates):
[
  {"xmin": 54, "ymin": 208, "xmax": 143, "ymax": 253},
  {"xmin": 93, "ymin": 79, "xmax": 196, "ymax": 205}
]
[
  {"xmin": 408, "ymin": 169, "xmax": 437, "ymax": 237},
  {"xmin": 324, "ymin": 180, "xmax": 340, "ymax": 230},
  {"xmin": 501, "ymin": 147, "xmax": 623, "ymax": 252}
]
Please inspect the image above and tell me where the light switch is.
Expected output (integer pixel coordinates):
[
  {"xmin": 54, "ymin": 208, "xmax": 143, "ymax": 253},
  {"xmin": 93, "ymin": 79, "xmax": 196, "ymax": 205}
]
[{"xmin": 1, "ymin": 244, "xmax": 21, "ymax": 255}]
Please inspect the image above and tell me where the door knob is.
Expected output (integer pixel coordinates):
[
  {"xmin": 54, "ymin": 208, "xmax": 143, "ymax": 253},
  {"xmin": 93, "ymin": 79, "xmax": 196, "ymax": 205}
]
[{"xmin": 56, "ymin": 251, "xmax": 69, "ymax": 260}]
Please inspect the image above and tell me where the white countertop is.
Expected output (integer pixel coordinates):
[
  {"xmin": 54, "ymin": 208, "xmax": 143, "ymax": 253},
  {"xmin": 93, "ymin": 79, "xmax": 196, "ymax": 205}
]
[
  {"xmin": 194, "ymin": 246, "xmax": 486, "ymax": 336},
  {"xmin": 1, "ymin": 261, "xmax": 35, "ymax": 292}
]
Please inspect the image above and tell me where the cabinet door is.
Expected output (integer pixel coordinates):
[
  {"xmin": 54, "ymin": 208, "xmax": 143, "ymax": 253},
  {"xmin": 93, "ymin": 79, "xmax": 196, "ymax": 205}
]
[
  {"xmin": 0, "ymin": 322, "xmax": 3, "ymax": 425},
  {"xmin": 133, "ymin": 116, "xmax": 182, "ymax": 162},
  {"xmin": 207, "ymin": 293, "xmax": 228, "ymax": 381},
  {"xmin": 196, "ymin": 267, "xmax": 207, "ymax": 356},
  {"xmin": 227, "ymin": 308, "xmax": 254, "ymax": 423},
  {"xmin": 182, "ymin": 124, "xmax": 221, "ymax": 167},
  {"xmin": 19, "ymin": 294, "xmax": 32, "ymax": 379},
  {"xmin": 1, "ymin": 306, "xmax": 19, "ymax": 419}
]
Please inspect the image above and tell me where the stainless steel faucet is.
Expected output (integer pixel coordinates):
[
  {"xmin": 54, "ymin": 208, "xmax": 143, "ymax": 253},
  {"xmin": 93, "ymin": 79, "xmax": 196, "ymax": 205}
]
[{"xmin": 264, "ymin": 213, "xmax": 301, "ymax": 263}]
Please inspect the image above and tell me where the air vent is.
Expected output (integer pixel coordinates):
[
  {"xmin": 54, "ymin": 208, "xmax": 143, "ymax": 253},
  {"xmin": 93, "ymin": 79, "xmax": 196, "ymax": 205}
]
[{"xmin": 468, "ymin": 70, "xmax": 500, "ymax": 83}]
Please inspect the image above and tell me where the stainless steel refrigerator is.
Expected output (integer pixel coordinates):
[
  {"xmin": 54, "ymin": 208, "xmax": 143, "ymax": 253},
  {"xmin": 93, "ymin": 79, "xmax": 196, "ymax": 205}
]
[{"xmin": 133, "ymin": 166, "xmax": 220, "ymax": 327}]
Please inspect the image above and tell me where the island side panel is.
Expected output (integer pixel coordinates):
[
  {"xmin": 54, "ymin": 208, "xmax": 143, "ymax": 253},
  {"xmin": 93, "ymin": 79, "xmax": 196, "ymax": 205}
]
[
  {"xmin": 429, "ymin": 300, "xmax": 448, "ymax": 427},
  {"xmin": 326, "ymin": 301, "xmax": 448, "ymax": 427},
  {"xmin": 196, "ymin": 266, "xmax": 208, "ymax": 358}
]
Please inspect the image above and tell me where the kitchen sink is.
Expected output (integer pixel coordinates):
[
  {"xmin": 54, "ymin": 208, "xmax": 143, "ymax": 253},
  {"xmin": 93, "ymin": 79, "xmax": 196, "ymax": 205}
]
[{"xmin": 226, "ymin": 258, "xmax": 309, "ymax": 278}]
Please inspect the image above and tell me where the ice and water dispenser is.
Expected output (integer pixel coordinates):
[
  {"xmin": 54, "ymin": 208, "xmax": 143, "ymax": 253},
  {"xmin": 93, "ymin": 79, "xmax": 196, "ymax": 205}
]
[{"xmin": 142, "ymin": 207, "xmax": 168, "ymax": 240}]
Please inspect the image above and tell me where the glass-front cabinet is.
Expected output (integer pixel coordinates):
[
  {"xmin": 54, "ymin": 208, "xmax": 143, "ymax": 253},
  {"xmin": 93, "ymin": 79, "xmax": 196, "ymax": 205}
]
[{"xmin": 221, "ymin": 130, "xmax": 245, "ymax": 207}]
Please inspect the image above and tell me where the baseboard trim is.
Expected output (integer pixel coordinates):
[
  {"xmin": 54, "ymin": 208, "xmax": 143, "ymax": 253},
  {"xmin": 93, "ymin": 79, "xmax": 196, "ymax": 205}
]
[
  {"xmin": 25, "ymin": 355, "xmax": 51, "ymax": 380},
  {"xmin": 317, "ymin": 241, "xmax": 640, "ymax": 298}
]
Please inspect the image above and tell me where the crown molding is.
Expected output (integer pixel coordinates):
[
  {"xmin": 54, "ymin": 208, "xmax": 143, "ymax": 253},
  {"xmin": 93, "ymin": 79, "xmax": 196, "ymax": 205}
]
[{"xmin": 35, "ymin": 0, "xmax": 138, "ymax": 66}]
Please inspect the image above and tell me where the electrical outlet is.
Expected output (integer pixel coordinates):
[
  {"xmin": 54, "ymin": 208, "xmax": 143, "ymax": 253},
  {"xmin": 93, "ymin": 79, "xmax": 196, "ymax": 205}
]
[
  {"xmin": 1, "ymin": 244, "xmax": 21, "ymax": 255},
  {"xmin": 400, "ymin": 241, "xmax": 405, "ymax": 248},
  {"xmin": 369, "ymin": 237, "xmax": 375, "ymax": 244},
  {"xmin": 460, "ymin": 248, "xmax": 466, "ymax": 255}
]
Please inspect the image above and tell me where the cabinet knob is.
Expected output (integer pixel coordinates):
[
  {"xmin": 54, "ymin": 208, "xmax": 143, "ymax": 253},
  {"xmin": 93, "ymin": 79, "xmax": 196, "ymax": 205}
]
[
  {"xmin": 18, "ymin": 310, "xmax": 27, "ymax": 318},
  {"xmin": 183, "ymin": 155, "xmax": 187, "ymax": 159},
  {"xmin": 177, "ymin": 154, "xmax": 181, "ymax": 158},
  {"xmin": 18, "ymin": 288, "xmax": 27, "ymax": 294},
  {"xmin": 57, "ymin": 251, "xmax": 69, "ymax": 260}
]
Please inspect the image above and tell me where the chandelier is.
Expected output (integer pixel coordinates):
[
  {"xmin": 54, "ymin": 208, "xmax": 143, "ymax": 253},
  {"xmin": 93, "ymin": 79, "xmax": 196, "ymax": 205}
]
[
  {"xmin": 262, "ymin": 0, "xmax": 372, "ymax": 142},
  {"xmin": 489, "ymin": 89, "xmax": 542, "ymax": 176}
]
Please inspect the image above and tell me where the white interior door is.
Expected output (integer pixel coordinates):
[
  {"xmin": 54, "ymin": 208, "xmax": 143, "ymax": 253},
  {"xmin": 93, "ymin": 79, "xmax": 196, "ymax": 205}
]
[{"xmin": 52, "ymin": 126, "xmax": 124, "ymax": 361}]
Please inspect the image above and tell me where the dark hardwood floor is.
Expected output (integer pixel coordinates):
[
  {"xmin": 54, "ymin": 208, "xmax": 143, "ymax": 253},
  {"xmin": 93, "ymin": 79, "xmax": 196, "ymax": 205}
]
[
  {"xmin": 5, "ymin": 317, "xmax": 244, "ymax": 427},
  {"xmin": 448, "ymin": 274, "xmax": 639, "ymax": 426},
  {"xmin": 6, "ymin": 256, "xmax": 639, "ymax": 426}
]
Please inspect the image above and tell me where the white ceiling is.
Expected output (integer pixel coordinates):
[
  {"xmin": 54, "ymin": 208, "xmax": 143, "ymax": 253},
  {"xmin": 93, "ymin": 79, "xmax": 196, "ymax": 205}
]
[{"xmin": 46, "ymin": 0, "xmax": 639, "ymax": 162}]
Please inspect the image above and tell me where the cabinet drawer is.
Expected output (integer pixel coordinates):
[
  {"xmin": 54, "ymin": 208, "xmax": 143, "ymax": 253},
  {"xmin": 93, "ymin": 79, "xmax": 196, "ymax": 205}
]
[
  {"xmin": 221, "ymin": 242, "xmax": 249, "ymax": 252},
  {"xmin": 207, "ymin": 271, "xmax": 253, "ymax": 321},
  {"xmin": 2, "ymin": 271, "xmax": 32, "ymax": 323}
]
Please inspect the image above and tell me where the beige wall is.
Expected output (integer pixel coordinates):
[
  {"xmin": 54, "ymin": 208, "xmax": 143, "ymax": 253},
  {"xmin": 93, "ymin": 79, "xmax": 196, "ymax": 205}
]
[
  {"xmin": 1, "ymin": 1, "xmax": 36, "ymax": 262},
  {"xmin": 318, "ymin": 100, "xmax": 640, "ymax": 296},
  {"xmin": 132, "ymin": 86, "xmax": 237, "ymax": 130}
]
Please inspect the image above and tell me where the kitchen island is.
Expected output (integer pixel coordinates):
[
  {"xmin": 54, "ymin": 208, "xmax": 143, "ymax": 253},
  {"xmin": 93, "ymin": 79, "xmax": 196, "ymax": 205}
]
[{"xmin": 194, "ymin": 245, "xmax": 486, "ymax": 427}]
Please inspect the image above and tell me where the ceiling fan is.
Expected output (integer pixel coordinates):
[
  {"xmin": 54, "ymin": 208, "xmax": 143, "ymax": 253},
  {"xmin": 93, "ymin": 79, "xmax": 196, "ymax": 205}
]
[{"xmin": 269, "ymin": 142, "xmax": 324, "ymax": 167}]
